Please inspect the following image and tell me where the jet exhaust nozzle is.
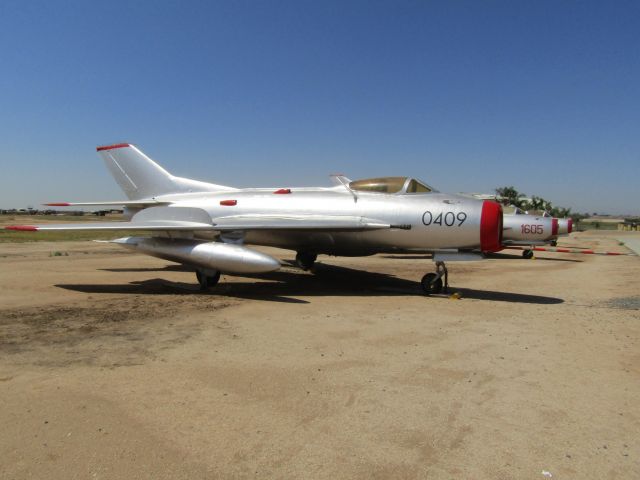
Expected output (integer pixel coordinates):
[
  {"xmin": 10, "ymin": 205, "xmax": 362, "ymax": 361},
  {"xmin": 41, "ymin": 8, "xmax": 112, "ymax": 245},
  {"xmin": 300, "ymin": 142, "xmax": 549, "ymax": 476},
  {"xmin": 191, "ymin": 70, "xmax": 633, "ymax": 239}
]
[{"xmin": 113, "ymin": 237, "xmax": 280, "ymax": 274}]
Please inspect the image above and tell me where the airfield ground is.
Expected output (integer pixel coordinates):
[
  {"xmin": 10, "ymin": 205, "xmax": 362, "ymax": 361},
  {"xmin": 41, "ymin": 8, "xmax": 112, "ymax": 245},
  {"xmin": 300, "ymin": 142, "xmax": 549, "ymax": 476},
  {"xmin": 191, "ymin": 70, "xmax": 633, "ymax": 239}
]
[{"xmin": 0, "ymin": 227, "xmax": 639, "ymax": 479}]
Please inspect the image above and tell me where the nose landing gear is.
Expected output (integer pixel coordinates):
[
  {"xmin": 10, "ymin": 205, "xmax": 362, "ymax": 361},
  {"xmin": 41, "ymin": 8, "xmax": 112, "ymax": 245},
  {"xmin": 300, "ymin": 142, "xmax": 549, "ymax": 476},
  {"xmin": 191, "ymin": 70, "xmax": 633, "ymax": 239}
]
[{"xmin": 421, "ymin": 261, "xmax": 449, "ymax": 295}]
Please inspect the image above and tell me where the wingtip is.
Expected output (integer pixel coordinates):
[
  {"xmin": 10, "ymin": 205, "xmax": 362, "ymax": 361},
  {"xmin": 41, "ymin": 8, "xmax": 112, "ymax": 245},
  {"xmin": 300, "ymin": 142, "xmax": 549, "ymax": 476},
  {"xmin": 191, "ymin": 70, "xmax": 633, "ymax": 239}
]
[
  {"xmin": 5, "ymin": 225, "xmax": 38, "ymax": 231},
  {"xmin": 96, "ymin": 143, "xmax": 131, "ymax": 152}
]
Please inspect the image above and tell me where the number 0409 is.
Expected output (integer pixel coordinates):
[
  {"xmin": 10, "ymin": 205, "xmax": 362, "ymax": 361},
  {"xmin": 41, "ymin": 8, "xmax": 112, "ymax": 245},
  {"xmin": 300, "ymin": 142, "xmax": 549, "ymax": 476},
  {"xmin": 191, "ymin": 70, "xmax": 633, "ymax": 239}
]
[{"xmin": 422, "ymin": 211, "xmax": 467, "ymax": 227}]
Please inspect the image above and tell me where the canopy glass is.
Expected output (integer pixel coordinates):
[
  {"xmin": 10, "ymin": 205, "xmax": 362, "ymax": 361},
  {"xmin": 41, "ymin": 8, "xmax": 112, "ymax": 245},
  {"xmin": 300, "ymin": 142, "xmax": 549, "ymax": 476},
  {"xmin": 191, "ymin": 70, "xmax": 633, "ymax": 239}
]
[{"xmin": 348, "ymin": 177, "xmax": 435, "ymax": 194}]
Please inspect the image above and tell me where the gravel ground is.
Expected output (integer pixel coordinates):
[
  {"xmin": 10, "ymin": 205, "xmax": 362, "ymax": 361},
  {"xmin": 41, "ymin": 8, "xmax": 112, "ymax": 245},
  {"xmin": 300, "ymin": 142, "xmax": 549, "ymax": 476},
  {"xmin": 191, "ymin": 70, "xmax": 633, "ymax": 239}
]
[{"xmin": 1, "ymin": 231, "xmax": 639, "ymax": 479}]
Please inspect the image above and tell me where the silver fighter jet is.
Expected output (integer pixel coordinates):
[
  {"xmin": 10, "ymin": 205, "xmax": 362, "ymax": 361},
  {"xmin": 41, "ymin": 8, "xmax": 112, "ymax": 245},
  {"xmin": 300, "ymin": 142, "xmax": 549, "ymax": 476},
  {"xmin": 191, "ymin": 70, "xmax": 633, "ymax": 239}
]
[
  {"xmin": 502, "ymin": 207, "xmax": 573, "ymax": 258},
  {"xmin": 6, "ymin": 143, "xmax": 504, "ymax": 295}
]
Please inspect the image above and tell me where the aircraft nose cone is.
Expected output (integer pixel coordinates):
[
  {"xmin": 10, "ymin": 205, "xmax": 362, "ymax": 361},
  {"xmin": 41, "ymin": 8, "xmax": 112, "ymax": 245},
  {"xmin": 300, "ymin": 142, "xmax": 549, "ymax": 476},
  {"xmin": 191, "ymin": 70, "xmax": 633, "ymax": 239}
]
[{"xmin": 480, "ymin": 201, "xmax": 503, "ymax": 252}]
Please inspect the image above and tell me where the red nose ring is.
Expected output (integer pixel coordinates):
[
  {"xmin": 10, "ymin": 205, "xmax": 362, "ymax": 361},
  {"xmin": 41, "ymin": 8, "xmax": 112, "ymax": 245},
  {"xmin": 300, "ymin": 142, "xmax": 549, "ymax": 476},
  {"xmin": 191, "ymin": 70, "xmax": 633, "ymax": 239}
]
[{"xmin": 480, "ymin": 201, "xmax": 503, "ymax": 252}]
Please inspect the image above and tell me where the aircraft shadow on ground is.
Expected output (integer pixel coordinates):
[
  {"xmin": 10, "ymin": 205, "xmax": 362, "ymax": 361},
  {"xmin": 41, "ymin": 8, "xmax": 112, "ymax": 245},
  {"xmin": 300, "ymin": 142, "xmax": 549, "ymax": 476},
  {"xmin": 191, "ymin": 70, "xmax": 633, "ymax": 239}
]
[
  {"xmin": 451, "ymin": 288, "xmax": 563, "ymax": 304},
  {"xmin": 56, "ymin": 262, "xmax": 564, "ymax": 305},
  {"xmin": 99, "ymin": 265, "xmax": 193, "ymax": 273},
  {"xmin": 383, "ymin": 253, "xmax": 583, "ymax": 263},
  {"xmin": 487, "ymin": 252, "xmax": 583, "ymax": 263}
]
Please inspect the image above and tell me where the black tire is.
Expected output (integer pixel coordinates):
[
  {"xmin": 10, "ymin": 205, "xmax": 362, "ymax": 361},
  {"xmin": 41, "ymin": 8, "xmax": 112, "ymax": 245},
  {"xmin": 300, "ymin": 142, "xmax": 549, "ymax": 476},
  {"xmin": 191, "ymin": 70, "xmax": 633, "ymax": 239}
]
[
  {"xmin": 295, "ymin": 252, "xmax": 317, "ymax": 270},
  {"xmin": 196, "ymin": 270, "xmax": 221, "ymax": 290},
  {"xmin": 522, "ymin": 250, "xmax": 534, "ymax": 259},
  {"xmin": 421, "ymin": 273, "xmax": 443, "ymax": 295}
]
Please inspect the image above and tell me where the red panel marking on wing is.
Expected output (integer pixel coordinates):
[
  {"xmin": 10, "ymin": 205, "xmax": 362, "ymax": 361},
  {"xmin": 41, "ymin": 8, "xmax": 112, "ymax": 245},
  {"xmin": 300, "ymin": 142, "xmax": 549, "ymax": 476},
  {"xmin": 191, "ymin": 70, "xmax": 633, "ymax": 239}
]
[
  {"xmin": 44, "ymin": 202, "xmax": 71, "ymax": 207},
  {"xmin": 220, "ymin": 200, "xmax": 237, "ymax": 206},
  {"xmin": 5, "ymin": 225, "xmax": 38, "ymax": 231},
  {"xmin": 96, "ymin": 143, "xmax": 131, "ymax": 152},
  {"xmin": 274, "ymin": 189, "xmax": 291, "ymax": 194}
]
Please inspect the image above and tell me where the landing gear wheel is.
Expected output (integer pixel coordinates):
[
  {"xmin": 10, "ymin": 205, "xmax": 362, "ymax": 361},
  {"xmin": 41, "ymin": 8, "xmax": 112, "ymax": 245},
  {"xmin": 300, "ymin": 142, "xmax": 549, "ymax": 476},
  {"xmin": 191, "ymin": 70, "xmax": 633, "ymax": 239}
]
[
  {"xmin": 522, "ymin": 249, "xmax": 534, "ymax": 259},
  {"xmin": 420, "ymin": 260, "xmax": 449, "ymax": 296},
  {"xmin": 196, "ymin": 270, "xmax": 221, "ymax": 290},
  {"xmin": 421, "ymin": 273, "xmax": 443, "ymax": 295},
  {"xmin": 550, "ymin": 240, "xmax": 557, "ymax": 247},
  {"xmin": 295, "ymin": 252, "xmax": 317, "ymax": 270}
]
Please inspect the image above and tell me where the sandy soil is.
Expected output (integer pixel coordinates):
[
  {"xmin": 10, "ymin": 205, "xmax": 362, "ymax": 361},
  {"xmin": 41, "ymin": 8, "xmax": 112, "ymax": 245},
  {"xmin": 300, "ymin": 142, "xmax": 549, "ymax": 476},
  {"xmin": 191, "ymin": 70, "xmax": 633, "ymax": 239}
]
[{"xmin": 1, "ymin": 232, "xmax": 639, "ymax": 479}]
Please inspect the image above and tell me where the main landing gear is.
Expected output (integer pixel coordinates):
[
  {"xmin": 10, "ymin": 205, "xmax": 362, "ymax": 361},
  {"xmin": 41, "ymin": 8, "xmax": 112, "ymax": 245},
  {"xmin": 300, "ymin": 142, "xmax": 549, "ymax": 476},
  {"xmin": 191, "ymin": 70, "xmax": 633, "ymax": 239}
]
[
  {"xmin": 421, "ymin": 261, "xmax": 448, "ymax": 295},
  {"xmin": 522, "ymin": 249, "xmax": 534, "ymax": 259},
  {"xmin": 295, "ymin": 251, "xmax": 317, "ymax": 270},
  {"xmin": 196, "ymin": 269, "xmax": 221, "ymax": 290}
]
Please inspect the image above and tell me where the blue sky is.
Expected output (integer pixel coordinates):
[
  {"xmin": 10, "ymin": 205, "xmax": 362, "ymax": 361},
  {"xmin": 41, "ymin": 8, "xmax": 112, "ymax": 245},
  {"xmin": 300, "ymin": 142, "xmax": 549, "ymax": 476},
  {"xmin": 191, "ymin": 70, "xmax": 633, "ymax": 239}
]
[{"xmin": 0, "ymin": 0, "xmax": 638, "ymax": 214}]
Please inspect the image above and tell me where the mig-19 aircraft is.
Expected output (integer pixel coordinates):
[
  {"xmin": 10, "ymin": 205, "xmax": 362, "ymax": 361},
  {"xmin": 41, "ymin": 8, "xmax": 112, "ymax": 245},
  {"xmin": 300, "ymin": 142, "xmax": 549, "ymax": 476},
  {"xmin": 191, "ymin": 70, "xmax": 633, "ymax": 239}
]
[
  {"xmin": 501, "ymin": 207, "xmax": 573, "ymax": 258},
  {"xmin": 467, "ymin": 194, "xmax": 573, "ymax": 258},
  {"xmin": 6, "ymin": 143, "xmax": 504, "ymax": 295}
]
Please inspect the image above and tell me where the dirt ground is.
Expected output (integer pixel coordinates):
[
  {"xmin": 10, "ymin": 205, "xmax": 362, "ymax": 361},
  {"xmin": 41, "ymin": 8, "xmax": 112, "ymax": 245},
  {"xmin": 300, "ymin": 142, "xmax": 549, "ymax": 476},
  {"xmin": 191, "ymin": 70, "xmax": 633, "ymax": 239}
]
[{"xmin": 1, "ymin": 232, "xmax": 639, "ymax": 479}]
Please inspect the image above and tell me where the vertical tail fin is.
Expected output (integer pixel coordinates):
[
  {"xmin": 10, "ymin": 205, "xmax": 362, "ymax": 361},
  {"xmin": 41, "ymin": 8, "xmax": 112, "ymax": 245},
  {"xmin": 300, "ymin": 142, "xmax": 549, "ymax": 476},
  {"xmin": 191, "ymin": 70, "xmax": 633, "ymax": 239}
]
[{"xmin": 96, "ymin": 143, "xmax": 234, "ymax": 200}]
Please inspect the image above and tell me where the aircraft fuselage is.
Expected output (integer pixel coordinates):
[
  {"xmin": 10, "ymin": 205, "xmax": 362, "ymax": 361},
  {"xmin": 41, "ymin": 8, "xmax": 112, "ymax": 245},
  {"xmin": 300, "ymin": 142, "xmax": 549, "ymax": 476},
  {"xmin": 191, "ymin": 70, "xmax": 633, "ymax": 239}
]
[{"xmin": 160, "ymin": 188, "xmax": 499, "ymax": 255}]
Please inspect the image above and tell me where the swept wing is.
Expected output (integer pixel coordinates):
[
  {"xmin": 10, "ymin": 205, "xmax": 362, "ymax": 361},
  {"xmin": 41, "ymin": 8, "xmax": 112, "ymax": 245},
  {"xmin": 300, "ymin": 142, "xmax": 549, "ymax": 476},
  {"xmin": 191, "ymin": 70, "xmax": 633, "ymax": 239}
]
[
  {"xmin": 43, "ymin": 200, "xmax": 170, "ymax": 208},
  {"xmin": 6, "ymin": 207, "xmax": 393, "ymax": 232}
]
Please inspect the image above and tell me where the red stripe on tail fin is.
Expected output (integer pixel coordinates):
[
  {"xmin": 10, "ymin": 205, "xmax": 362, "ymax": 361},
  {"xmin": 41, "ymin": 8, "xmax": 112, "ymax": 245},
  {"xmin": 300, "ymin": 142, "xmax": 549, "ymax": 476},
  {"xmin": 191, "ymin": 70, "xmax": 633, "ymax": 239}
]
[{"xmin": 97, "ymin": 143, "xmax": 131, "ymax": 151}]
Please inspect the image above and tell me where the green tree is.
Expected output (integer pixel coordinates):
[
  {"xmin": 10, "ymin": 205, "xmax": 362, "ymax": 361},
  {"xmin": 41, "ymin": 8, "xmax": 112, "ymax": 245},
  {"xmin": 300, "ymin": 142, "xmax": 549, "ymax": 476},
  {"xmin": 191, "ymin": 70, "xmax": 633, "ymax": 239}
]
[
  {"xmin": 495, "ymin": 186, "xmax": 526, "ymax": 208},
  {"xmin": 552, "ymin": 207, "xmax": 572, "ymax": 218},
  {"xmin": 525, "ymin": 195, "xmax": 546, "ymax": 211},
  {"xmin": 495, "ymin": 186, "xmax": 578, "ymax": 219}
]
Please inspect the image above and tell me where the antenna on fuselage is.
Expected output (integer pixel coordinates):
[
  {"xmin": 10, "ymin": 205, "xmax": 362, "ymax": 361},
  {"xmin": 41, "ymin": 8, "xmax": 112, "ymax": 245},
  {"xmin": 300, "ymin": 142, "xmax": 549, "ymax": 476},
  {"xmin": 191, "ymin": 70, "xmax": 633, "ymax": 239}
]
[{"xmin": 330, "ymin": 174, "xmax": 358, "ymax": 203}]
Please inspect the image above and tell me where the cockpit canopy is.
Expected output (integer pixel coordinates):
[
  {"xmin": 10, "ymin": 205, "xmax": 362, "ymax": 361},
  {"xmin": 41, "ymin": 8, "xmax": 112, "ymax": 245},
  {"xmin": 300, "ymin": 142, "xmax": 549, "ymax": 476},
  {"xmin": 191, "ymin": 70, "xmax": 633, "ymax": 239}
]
[
  {"xmin": 348, "ymin": 177, "xmax": 437, "ymax": 194},
  {"xmin": 503, "ymin": 205, "xmax": 525, "ymax": 215}
]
